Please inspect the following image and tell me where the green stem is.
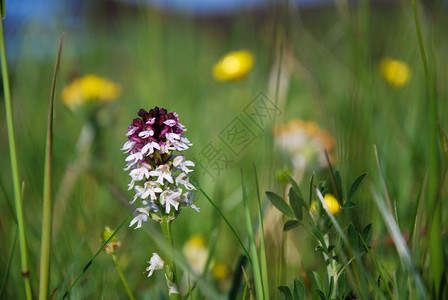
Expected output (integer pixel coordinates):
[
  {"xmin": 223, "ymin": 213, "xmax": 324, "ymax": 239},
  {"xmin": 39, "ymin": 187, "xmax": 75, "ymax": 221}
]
[
  {"xmin": 0, "ymin": 9, "xmax": 32, "ymax": 300},
  {"xmin": 160, "ymin": 215, "xmax": 180, "ymax": 300},
  {"xmin": 411, "ymin": 0, "xmax": 442, "ymax": 297},
  {"xmin": 112, "ymin": 254, "xmax": 135, "ymax": 300}
]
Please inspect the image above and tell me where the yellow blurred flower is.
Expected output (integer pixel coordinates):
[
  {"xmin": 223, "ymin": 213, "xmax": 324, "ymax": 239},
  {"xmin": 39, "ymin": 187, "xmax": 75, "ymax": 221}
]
[
  {"xmin": 274, "ymin": 119, "xmax": 335, "ymax": 178},
  {"xmin": 311, "ymin": 193, "xmax": 342, "ymax": 216},
  {"xmin": 380, "ymin": 57, "xmax": 411, "ymax": 88},
  {"xmin": 212, "ymin": 263, "xmax": 229, "ymax": 280},
  {"xmin": 62, "ymin": 74, "xmax": 121, "ymax": 108},
  {"xmin": 213, "ymin": 50, "xmax": 254, "ymax": 81},
  {"xmin": 183, "ymin": 234, "xmax": 209, "ymax": 275}
]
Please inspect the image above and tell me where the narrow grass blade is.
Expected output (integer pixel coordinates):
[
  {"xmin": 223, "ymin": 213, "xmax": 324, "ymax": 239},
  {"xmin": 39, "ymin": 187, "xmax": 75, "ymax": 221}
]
[
  {"xmin": 324, "ymin": 149, "xmax": 341, "ymax": 201},
  {"xmin": 371, "ymin": 189, "xmax": 427, "ymax": 298},
  {"xmin": 437, "ymin": 122, "xmax": 448, "ymax": 163},
  {"xmin": 196, "ymin": 184, "xmax": 251, "ymax": 262},
  {"xmin": 373, "ymin": 145, "xmax": 393, "ymax": 216},
  {"xmin": 55, "ymin": 239, "xmax": 85, "ymax": 300},
  {"xmin": 253, "ymin": 164, "xmax": 270, "ymax": 298},
  {"xmin": 0, "ymin": 0, "xmax": 5, "ymax": 18},
  {"xmin": 0, "ymin": 7, "xmax": 32, "ymax": 299},
  {"xmin": 228, "ymin": 256, "xmax": 248, "ymax": 300},
  {"xmin": 409, "ymin": 172, "xmax": 427, "ymax": 250},
  {"xmin": 39, "ymin": 33, "xmax": 65, "ymax": 300},
  {"xmin": 241, "ymin": 170, "xmax": 264, "ymax": 299},
  {"xmin": 357, "ymin": 230, "xmax": 394, "ymax": 298},
  {"xmin": 0, "ymin": 226, "xmax": 17, "ymax": 297},
  {"xmin": 241, "ymin": 265, "xmax": 250, "ymax": 300},
  {"xmin": 411, "ymin": 0, "xmax": 442, "ymax": 295}
]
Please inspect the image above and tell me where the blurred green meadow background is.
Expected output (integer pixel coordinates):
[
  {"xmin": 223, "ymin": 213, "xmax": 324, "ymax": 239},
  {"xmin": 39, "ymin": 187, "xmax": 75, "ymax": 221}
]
[{"xmin": 1, "ymin": 0, "xmax": 448, "ymax": 299}]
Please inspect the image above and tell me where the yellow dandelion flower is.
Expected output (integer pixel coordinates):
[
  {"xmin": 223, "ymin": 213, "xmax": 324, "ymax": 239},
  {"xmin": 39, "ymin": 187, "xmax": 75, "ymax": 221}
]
[
  {"xmin": 62, "ymin": 74, "xmax": 121, "ymax": 108},
  {"xmin": 212, "ymin": 263, "xmax": 229, "ymax": 280},
  {"xmin": 183, "ymin": 234, "xmax": 209, "ymax": 275},
  {"xmin": 311, "ymin": 193, "xmax": 342, "ymax": 216},
  {"xmin": 213, "ymin": 50, "xmax": 254, "ymax": 81},
  {"xmin": 380, "ymin": 57, "xmax": 411, "ymax": 88}
]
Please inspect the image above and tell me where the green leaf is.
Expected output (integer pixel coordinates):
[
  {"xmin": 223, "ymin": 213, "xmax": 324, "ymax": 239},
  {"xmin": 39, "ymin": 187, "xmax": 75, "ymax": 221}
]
[
  {"xmin": 316, "ymin": 289, "xmax": 326, "ymax": 300},
  {"xmin": 348, "ymin": 173, "xmax": 367, "ymax": 202},
  {"xmin": 312, "ymin": 229, "xmax": 327, "ymax": 250},
  {"xmin": 327, "ymin": 276, "xmax": 334, "ymax": 299},
  {"xmin": 361, "ymin": 223, "xmax": 372, "ymax": 244},
  {"xmin": 278, "ymin": 286, "xmax": 293, "ymax": 300},
  {"xmin": 313, "ymin": 271, "xmax": 325, "ymax": 292},
  {"xmin": 289, "ymin": 187, "xmax": 303, "ymax": 220},
  {"xmin": 266, "ymin": 191, "xmax": 294, "ymax": 218},
  {"xmin": 342, "ymin": 201, "xmax": 357, "ymax": 210},
  {"xmin": 334, "ymin": 170, "xmax": 343, "ymax": 203},
  {"xmin": 309, "ymin": 173, "xmax": 315, "ymax": 206},
  {"xmin": 347, "ymin": 223, "xmax": 359, "ymax": 250},
  {"xmin": 337, "ymin": 273, "xmax": 347, "ymax": 299},
  {"xmin": 283, "ymin": 220, "xmax": 300, "ymax": 232},
  {"xmin": 315, "ymin": 246, "xmax": 325, "ymax": 253},
  {"xmin": 286, "ymin": 175, "xmax": 303, "ymax": 198},
  {"xmin": 293, "ymin": 278, "xmax": 305, "ymax": 300}
]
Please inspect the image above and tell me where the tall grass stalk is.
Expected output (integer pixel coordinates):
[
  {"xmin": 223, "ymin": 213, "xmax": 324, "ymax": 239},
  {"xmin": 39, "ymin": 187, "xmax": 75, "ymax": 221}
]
[
  {"xmin": 411, "ymin": 0, "xmax": 443, "ymax": 296},
  {"xmin": 0, "ymin": 7, "xmax": 32, "ymax": 300},
  {"xmin": 38, "ymin": 33, "xmax": 64, "ymax": 300},
  {"xmin": 196, "ymin": 185, "xmax": 251, "ymax": 262},
  {"xmin": 241, "ymin": 170, "xmax": 265, "ymax": 299},
  {"xmin": 371, "ymin": 189, "xmax": 427, "ymax": 298},
  {"xmin": 253, "ymin": 164, "xmax": 270, "ymax": 298},
  {"xmin": 0, "ymin": 226, "xmax": 17, "ymax": 296}
]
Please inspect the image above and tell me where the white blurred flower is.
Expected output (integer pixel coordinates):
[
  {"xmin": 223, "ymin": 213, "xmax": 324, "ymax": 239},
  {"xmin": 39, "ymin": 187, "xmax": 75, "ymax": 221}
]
[
  {"xmin": 146, "ymin": 253, "xmax": 165, "ymax": 277},
  {"xmin": 175, "ymin": 173, "xmax": 196, "ymax": 191},
  {"xmin": 129, "ymin": 208, "xmax": 149, "ymax": 229}
]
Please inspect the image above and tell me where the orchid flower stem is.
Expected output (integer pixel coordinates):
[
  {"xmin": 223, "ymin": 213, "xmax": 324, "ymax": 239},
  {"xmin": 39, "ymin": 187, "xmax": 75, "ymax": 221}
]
[
  {"xmin": 0, "ymin": 8, "xmax": 32, "ymax": 300},
  {"xmin": 111, "ymin": 254, "xmax": 135, "ymax": 300},
  {"xmin": 160, "ymin": 215, "xmax": 180, "ymax": 300}
]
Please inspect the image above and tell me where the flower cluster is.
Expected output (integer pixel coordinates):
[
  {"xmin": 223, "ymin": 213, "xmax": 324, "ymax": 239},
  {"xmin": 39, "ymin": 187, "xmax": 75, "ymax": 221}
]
[
  {"xmin": 62, "ymin": 74, "xmax": 121, "ymax": 108},
  {"xmin": 122, "ymin": 107, "xmax": 199, "ymax": 230}
]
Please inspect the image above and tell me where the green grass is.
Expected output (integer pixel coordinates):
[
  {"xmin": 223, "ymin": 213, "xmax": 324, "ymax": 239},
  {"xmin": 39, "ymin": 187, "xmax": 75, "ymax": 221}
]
[{"xmin": 1, "ymin": 1, "xmax": 448, "ymax": 299}]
